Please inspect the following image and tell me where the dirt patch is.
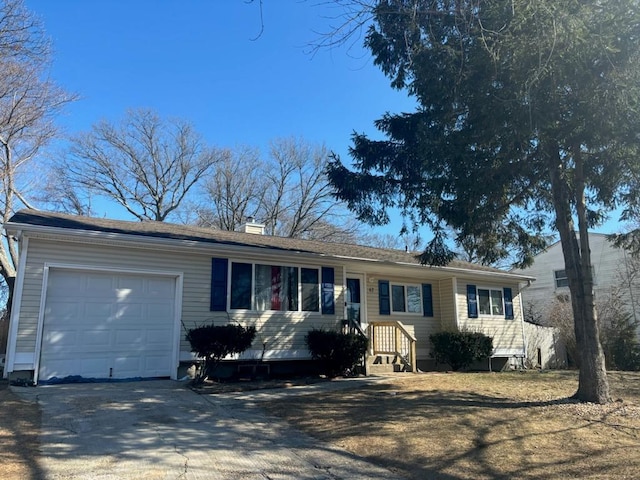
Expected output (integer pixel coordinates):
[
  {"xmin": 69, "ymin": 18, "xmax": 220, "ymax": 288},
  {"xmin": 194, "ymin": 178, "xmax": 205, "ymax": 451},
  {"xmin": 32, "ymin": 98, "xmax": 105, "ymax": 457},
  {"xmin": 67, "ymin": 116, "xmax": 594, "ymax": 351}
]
[
  {"xmin": 0, "ymin": 380, "xmax": 42, "ymax": 479},
  {"xmin": 261, "ymin": 371, "xmax": 640, "ymax": 480}
]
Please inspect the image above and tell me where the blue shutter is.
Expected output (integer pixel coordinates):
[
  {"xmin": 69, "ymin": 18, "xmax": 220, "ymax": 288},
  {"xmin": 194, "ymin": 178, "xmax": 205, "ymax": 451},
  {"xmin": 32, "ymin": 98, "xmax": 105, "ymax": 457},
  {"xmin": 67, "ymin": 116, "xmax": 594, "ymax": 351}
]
[
  {"xmin": 422, "ymin": 283, "xmax": 433, "ymax": 317},
  {"xmin": 467, "ymin": 284, "xmax": 478, "ymax": 318},
  {"xmin": 321, "ymin": 267, "xmax": 335, "ymax": 315},
  {"xmin": 210, "ymin": 258, "xmax": 228, "ymax": 311},
  {"xmin": 504, "ymin": 287, "xmax": 514, "ymax": 320},
  {"xmin": 379, "ymin": 280, "xmax": 390, "ymax": 315}
]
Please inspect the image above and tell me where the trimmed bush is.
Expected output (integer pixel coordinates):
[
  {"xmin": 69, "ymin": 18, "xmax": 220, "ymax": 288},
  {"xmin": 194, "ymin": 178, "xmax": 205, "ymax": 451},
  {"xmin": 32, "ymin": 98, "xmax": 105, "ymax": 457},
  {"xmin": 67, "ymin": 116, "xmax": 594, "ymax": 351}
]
[
  {"xmin": 186, "ymin": 323, "xmax": 256, "ymax": 383},
  {"xmin": 305, "ymin": 328, "xmax": 368, "ymax": 378},
  {"xmin": 429, "ymin": 331, "xmax": 493, "ymax": 371},
  {"xmin": 602, "ymin": 313, "xmax": 640, "ymax": 371}
]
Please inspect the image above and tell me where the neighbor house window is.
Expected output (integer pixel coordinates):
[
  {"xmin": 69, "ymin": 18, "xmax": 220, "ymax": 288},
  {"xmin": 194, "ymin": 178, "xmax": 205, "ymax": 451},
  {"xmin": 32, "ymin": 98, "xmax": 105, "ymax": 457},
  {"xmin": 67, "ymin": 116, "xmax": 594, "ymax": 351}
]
[
  {"xmin": 554, "ymin": 269, "xmax": 569, "ymax": 288},
  {"xmin": 391, "ymin": 283, "xmax": 422, "ymax": 314},
  {"xmin": 477, "ymin": 288, "xmax": 504, "ymax": 316},
  {"xmin": 230, "ymin": 261, "xmax": 322, "ymax": 312},
  {"xmin": 554, "ymin": 267, "xmax": 596, "ymax": 288}
]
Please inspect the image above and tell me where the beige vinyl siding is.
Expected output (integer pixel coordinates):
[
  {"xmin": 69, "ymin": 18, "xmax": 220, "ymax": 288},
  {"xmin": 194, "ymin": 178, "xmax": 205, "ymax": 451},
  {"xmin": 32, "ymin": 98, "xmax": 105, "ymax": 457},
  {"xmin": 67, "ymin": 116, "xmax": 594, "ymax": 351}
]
[
  {"xmin": 516, "ymin": 234, "xmax": 640, "ymax": 341},
  {"xmin": 455, "ymin": 281, "xmax": 525, "ymax": 354},
  {"xmin": 365, "ymin": 274, "xmax": 442, "ymax": 359},
  {"xmin": 15, "ymin": 238, "xmax": 343, "ymax": 361},
  {"xmin": 438, "ymin": 278, "xmax": 457, "ymax": 331}
]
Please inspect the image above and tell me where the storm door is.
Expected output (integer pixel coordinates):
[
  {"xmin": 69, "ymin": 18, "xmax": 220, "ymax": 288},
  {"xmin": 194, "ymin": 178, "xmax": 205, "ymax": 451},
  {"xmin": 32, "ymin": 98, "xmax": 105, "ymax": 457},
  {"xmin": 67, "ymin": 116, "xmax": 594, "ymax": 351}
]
[{"xmin": 346, "ymin": 275, "xmax": 364, "ymax": 328}]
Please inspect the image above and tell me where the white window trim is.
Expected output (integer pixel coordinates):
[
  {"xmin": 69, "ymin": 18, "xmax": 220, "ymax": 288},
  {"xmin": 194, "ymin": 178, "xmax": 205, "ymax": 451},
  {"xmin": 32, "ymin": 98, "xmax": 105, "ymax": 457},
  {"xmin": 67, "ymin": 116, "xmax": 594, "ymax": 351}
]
[
  {"xmin": 553, "ymin": 269, "xmax": 569, "ymax": 289},
  {"xmin": 476, "ymin": 286, "xmax": 505, "ymax": 318},
  {"xmin": 390, "ymin": 282, "xmax": 423, "ymax": 315},
  {"xmin": 227, "ymin": 260, "xmax": 322, "ymax": 313}
]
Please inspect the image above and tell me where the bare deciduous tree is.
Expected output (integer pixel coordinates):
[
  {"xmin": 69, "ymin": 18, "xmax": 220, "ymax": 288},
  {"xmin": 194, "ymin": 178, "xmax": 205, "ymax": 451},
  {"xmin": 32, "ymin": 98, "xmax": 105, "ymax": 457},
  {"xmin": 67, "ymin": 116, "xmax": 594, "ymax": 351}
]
[
  {"xmin": 58, "ymin": 108, "xmax": 227, "ymax": 222},
  {"xmin": 0, "ymin": 0, "xmax": 75, "ymax": 300},
  {"xmin": 194, "ymin": 146, "xmax": 262, "ymax": 230},
  {"xmin": 194, "ymin": 137, "xmax": 360, "ymax": 243},
  {"xmin": 261, "ymin": 137, "xmax": 358, "ymax": 241}
]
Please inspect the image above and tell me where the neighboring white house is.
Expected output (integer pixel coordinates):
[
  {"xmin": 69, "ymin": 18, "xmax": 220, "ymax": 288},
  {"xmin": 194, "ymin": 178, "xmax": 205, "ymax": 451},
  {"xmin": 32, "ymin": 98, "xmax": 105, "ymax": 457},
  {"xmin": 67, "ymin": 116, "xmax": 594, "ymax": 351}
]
[
  {"xmin": 515, "ymin": 233, "xmax": 640, "ymax": 368},
  {"xmin": 4, "ymin": 209, "xmax": 535, "ymax": 384}
]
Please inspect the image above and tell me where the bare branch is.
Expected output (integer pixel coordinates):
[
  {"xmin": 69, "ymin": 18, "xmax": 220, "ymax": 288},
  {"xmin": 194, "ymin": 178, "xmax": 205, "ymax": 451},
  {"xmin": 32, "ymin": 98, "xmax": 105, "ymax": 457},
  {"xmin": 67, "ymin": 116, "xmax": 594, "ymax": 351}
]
[{"xmin": 60, "ymin": 108, "xmax": 225, "ymax": 222}]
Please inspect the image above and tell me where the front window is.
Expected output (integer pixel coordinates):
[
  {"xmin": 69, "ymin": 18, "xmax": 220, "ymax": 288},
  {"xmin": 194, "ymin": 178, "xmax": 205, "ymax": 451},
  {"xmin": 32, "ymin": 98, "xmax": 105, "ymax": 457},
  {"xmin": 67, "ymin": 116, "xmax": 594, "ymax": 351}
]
[
  {"xmin": 231, "ymin": 262, "xmax": 321, "ymax": 312},
  {"xmin": 391, "ymin": 283, "xmax": 422, "ymax": 314},
  {"xmin": 230, "ymin": 262, "xmax": 252, "ymax": 309},
  {"xmin": 254, "ymin": 264, "xmax": 298, "ymax": 311},
  {"xmin": 478, "ymin": 288, "xmax": 504, "ymax": 316},
  {"xmin": 301, "ymin": 268, "xmax": 319, "ymax": 312}
]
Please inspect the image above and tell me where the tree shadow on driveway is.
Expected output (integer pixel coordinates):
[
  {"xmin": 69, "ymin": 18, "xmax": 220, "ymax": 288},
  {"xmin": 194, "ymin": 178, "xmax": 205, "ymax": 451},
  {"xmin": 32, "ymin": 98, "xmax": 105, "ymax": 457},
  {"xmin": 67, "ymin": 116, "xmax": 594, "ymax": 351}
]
[
  {"xmin": 11, "ymin": 380, "xmax": 398, "ymax": 479},
  {"xmin": 0, "ymin": 380, "xmax": 46, "ymax": 480}
]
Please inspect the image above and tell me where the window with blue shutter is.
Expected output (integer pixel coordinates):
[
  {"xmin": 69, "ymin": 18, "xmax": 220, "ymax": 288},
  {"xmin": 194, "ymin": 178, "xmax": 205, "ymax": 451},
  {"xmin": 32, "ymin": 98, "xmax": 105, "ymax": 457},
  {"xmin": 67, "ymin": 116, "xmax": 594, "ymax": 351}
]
[
  {"xmin": 504, "ymin": 287, "xmax": 514, "ymax": 320},
  {"xmin": 210, "ymin": 258, "xmax": 228, "ymax": 311},
  {"xmin": 467, "ymin": 284, "xmax": 478, "ymax": 318},
  {"xmin": 378, "ymin": 280, "xmax": 390, "ymax": 315},
  {"xmin": 321, "ymin": 267, "xmax": 335, "ymax": 315},
  {"xmin": 422, "ymin": 283, "xmax": 433, "ymax": 317}
]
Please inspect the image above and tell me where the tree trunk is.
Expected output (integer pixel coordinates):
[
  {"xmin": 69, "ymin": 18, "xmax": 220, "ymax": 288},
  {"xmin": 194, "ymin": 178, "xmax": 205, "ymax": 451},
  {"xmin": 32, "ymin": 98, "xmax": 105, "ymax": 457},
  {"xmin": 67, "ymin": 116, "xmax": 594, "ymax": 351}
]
[{"xmin": 548, "ymin": 145, "xmax": 611, "ymax": 403}]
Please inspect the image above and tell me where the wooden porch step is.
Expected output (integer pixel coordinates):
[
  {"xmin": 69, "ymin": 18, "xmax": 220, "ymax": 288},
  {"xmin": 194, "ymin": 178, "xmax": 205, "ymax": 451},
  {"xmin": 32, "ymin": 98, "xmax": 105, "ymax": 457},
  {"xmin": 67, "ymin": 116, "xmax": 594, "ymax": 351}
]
[{"xmin": 367, "ymin": 354, "xmax": 414, "ymax": 373}]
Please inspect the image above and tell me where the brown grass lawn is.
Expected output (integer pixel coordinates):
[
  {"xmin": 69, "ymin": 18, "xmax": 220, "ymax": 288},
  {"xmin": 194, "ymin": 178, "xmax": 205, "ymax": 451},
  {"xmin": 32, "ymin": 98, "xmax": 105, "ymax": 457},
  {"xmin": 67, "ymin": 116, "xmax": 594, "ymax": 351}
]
[{"xmin": 262, "ymin": 371, "xmax": 640, "ymax": 480}]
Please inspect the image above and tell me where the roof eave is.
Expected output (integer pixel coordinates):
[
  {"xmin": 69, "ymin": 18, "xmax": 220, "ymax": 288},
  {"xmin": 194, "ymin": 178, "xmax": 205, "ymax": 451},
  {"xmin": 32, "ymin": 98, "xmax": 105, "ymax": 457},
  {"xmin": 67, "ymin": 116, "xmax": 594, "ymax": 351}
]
[{"xmin": 6, "ymin": 221, "xmax": 535, "ymax": 282}]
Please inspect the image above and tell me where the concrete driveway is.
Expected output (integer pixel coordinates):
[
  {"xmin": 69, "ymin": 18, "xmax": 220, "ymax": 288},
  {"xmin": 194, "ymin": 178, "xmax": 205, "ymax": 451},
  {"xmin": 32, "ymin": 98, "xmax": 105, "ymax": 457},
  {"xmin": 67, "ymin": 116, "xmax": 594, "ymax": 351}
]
[{"xmin": 13, "ymin": 379, "xmax": 399, "ymax": 479}]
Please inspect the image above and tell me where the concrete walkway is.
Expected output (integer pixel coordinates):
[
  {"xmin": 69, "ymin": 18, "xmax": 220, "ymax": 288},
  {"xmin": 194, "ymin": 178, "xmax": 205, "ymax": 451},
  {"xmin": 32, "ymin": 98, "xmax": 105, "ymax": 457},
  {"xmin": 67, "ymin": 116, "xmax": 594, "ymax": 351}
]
[{"xmin": 13, "ymin": 377, "xmax": 400, "ymax": 479}]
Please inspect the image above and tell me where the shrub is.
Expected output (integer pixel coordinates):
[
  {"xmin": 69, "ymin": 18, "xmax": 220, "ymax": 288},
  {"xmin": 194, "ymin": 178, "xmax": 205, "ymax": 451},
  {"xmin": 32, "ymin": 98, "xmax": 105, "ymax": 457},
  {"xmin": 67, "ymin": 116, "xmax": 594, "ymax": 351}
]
[
  {"xmin": 429, "ymin": 331, "xmax": 493, "ymax": 371},
  {"xmin": 186, "ymin": 323, "xmax": 257, "ymax": 383},
  {"xmin": 601, "ymin": 313, "xmax": 640, "ymax": 371},
  {"xmin": 305, "ymin": 328, "xmax": 368, "ymax": 378}
]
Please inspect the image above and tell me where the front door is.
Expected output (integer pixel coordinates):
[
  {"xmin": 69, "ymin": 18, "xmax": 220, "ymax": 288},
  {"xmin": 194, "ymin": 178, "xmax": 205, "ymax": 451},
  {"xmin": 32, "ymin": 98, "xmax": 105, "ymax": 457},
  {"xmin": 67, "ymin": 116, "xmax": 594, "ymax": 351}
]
[{"xmin": 346, "ymin": 275, "xmax": 364, "ymax": 327}]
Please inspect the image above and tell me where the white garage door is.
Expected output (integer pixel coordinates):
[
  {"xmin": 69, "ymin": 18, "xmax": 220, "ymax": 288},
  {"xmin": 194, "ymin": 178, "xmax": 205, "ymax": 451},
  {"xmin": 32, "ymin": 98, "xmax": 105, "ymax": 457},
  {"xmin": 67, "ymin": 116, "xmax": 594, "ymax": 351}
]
[{"xmin": 39, "ymin": 269, "xmax": 177, "ymax": 382}]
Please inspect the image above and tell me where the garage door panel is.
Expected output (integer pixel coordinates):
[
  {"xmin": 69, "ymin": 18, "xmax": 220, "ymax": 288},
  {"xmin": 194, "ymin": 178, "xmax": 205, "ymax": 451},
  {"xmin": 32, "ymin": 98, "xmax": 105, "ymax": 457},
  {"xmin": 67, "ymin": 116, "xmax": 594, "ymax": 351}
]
[
  {"xmin": 84, "ymin": 302, "xmax": 114, "ymax": 319},
  {"xmin": 114, "ymin": 328, "xmax": 145, "ymax": 346},
  {"xmin": 146, "ymin": 329, "xmax": 173, "ymax": 346},
  {"xmin": 43, "ymin": 328, "xmax": 80, "ymax": 348},
  {"xmin": 82, "ymin": 329, "xmax": 112, "ymax": 347},
  {"xmin": 144, "ymin": 355, "xmax": 172, "ymax": 376},
  {"xmin": 78, "ymin": 357, "xmax": 112, "ymax": 378},
  {"xmin": 113, "ymin": 304, "xmax": 145, "ymax": 322},
  {"xmin": 86, "ymin": 274, "xmax": 115, "ymax": 293},
  {"xmin": 147, "ymin": 278, "xmax": 175, "ymax": 296},
  {"xmin": 113, "ymin": 356, "xmax": 142, "ymax": 377},
  {"xmin": 39, "ymin": 270, "xmax": 177, "ymax": 382}
]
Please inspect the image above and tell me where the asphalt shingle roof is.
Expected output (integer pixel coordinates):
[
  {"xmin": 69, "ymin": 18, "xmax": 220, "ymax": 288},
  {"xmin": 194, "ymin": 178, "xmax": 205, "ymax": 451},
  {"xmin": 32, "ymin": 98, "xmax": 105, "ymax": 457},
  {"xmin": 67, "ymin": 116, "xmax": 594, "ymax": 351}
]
[{"xmin": 7, "ymin": 209, "xmax": 512, "ymax": 275}]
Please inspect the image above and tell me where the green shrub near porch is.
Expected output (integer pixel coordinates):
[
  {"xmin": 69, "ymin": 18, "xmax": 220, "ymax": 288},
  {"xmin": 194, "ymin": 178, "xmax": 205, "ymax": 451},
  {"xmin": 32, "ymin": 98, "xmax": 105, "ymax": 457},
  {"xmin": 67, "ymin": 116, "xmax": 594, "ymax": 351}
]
[
  {"xmin": 430, "ymin": 331, "xmax": 493, "ymax": 371},
  {"xmin": 305, "ymin": 328, "xmax": 368, "ymax": 378}
]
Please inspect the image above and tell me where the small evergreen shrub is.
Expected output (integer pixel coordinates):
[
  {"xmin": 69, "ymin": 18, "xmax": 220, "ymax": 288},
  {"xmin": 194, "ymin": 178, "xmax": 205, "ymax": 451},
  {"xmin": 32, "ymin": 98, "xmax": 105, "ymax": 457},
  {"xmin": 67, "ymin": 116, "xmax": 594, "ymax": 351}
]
[
  {"xmin": 429, "ymin": 331, "xmax": 493, "ymax": 371},
  {"xmin": 602, "ymin": 313, "xmax": 640, "ymax": 371},
  {"xmin": 186, "ymin": 323, "xmax": 257, "ymax": 383},
  {"xmin": 305, "ymin": 328, "xmax": 368, "ymax": 378}
]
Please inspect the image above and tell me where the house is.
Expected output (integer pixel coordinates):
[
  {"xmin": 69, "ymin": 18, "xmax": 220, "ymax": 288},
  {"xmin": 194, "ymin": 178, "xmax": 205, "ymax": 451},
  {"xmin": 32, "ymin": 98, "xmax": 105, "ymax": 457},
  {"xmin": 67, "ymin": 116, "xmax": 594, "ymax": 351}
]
[
  {"xmin": 3, "ymin": 209, "xmax": 534, "ymax": 384},
  {"xmin": 514, "ymin": 233, "xmax": 640, "ymax": 368}
]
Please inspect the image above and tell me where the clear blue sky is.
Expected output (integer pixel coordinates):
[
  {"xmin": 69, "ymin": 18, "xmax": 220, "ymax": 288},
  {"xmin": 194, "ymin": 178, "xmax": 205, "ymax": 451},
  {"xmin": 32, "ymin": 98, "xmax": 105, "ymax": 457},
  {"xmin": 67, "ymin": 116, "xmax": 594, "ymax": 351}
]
[
  {"xmin": 25, "ymin": 0, "xmax": 622, "ymax": 238},
  {"xmin": 28, "ymin": 0, "xmax": 415, "ymax": 161}
]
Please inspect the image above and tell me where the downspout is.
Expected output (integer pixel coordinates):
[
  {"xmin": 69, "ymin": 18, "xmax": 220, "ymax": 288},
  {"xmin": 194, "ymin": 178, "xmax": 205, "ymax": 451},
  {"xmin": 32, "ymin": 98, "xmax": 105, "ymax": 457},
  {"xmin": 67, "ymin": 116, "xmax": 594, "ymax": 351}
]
[{"xmin": 519, "ymin": 279, "xmax": 532, "ymax": 368}]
